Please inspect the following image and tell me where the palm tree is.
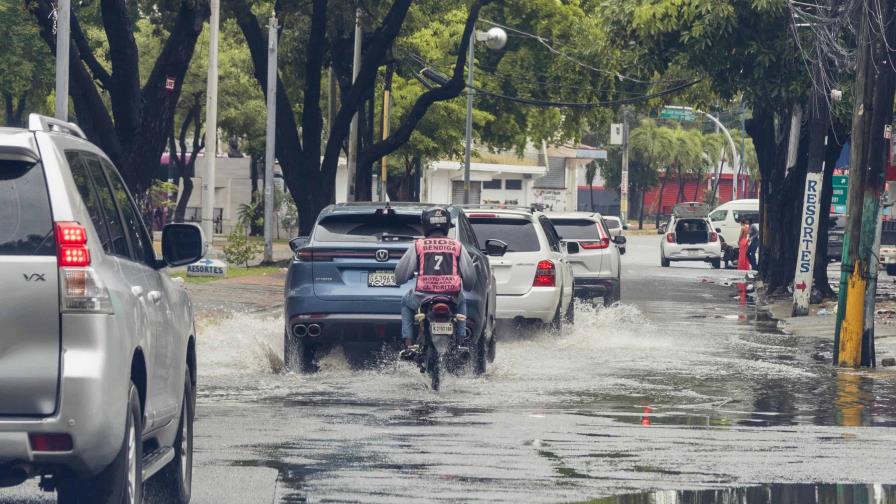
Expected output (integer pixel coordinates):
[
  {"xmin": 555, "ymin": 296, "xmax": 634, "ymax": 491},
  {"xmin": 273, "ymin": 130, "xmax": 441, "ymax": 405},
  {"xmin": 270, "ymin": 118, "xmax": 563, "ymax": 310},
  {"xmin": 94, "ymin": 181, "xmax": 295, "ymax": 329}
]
[
  {"xmin": 630, "ymin": 119, "xmax": 673, "ymax": 227},
  {"xmin": 702, "ymin": 133, "xmax": 729, "ymax": 206},
  {"xmin": 585, "ymin": 160, "xmax": 599, "ymax": 211},
  {"xmin": 668, "ymin": 127, "xmax": 703, "ymax": 204}
]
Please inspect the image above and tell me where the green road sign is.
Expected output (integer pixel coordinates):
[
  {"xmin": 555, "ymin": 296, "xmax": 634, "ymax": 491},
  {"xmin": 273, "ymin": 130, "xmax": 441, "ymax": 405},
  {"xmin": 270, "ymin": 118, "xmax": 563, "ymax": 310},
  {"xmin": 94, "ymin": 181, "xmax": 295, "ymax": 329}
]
[
  {"xmin": 832, "ymin": 175, "xmax": 849, "ymax": 206},
  {"xmin": 659, "ymin": 107, "xmax": 695, "ymax": 122}
]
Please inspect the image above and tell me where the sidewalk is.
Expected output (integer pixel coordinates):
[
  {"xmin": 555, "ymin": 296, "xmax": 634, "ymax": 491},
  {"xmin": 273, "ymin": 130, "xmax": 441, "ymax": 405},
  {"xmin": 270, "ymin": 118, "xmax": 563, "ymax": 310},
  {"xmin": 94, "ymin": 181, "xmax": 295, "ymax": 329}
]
[{"xmin": 763, "ymin": 297, "xmax": 896, "ymax": 366}]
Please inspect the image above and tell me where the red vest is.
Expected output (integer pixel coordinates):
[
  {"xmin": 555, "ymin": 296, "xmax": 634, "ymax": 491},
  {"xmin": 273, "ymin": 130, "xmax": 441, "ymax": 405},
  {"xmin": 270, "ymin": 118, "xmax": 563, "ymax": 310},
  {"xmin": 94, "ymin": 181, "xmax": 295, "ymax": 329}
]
[{"xmin": 415, "ymin": 238, "xmax": 462, "ymax": 294}]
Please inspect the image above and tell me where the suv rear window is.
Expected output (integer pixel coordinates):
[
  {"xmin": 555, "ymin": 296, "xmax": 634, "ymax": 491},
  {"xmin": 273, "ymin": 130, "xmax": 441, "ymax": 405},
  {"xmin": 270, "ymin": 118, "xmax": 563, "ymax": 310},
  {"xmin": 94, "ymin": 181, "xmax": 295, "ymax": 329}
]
[
  {"xmin": 0, "ymin": 160, "xmax": 55, "ymax": 255},
  {"xmin": 550, "ymin": 219, "xmax": 600, "ymax": 240},
  {"xmin": 469, "ymin": 217, "xmax": 540, "ymax": 252},
  {"xmin": 315, "ymin": 213, "xmax": 423, "ymax": 243}
]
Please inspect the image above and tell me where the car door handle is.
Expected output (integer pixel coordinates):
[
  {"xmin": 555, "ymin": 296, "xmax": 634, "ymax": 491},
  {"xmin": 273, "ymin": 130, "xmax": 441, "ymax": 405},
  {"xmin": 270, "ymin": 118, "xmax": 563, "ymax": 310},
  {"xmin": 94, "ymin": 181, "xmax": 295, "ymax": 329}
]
[
  {"xmin": 131, "ymin": 286, "xmax": 145, "ymax": 297},
  {"xmin": 147, "ymin": 291, "xmax": 162, "ymax": 304}
]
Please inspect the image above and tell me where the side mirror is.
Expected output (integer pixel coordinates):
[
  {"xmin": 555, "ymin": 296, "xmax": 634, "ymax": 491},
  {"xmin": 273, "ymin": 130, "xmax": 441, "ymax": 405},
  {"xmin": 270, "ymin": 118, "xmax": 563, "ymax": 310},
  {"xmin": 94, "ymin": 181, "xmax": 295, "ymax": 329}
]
[
  {"xmin": 484, "ymin": 239, "xmax": 508, "ymax": 257},
  {"xmin": 289, "ymin": 236, "xmax": 310, "ymax": 253},
  {"xmin": 623, "ymin": 223, "xmax": 629, "ymax": 230},
  {"xmin": 564, "ymin": 241, "xmax": 581, "ymax": 255},
  {"xmin": 715, "ymin": 228, "xmax": 722, "ymax": 233},
  {"xmin": 162, "ymin": 223, "xmax": 206, "ymax": 267},
  {"xmin": 612, "ymin": 236, "xmax": 627, "ymax": 245}
]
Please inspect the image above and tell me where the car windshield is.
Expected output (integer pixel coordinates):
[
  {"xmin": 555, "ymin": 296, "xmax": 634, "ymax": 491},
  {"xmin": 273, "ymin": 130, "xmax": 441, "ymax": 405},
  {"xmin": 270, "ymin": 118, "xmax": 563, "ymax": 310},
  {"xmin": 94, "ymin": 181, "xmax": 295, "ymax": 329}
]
[
  {"xmin": 0, "ymin": 160, "xmax": 55, "ymax": 256},
  {"xmin": 314, "ymin": 213, "xmax": 423, "ymax": 243},
  {"xmin": 469, "ymin": 217, "xmax": 540, "ymax": 252},
  {"xmin": 550, "ymin": 219, "xmax": 601, "ymax": 240}
]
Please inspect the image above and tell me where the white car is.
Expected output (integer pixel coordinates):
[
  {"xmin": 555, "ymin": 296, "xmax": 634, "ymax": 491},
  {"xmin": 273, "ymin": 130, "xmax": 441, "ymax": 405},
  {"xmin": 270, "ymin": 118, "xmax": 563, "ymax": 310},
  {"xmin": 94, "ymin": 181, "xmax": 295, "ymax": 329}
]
[
  {"xmin": 465, "ymin": 207, "xmax": 575, "ymax": 329},
  {"xmin": 660, "ymin": 202, "xmax": 723, "ymax": 268},
  {"xmin": 548, "ymin": 212, "xmax": 624, "ymax": 305},
  {"xmin": 602, "ymin": 215, "xmax": 627, "ymax": 254}
]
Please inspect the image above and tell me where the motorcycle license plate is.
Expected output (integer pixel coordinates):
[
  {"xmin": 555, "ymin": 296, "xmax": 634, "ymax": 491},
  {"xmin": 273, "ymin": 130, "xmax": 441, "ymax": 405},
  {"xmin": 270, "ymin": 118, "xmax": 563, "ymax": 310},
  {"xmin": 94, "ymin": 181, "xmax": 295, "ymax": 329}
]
[
  {"xmin": 430, "ymin": 322, "xmax": 454, "ymax": 335},
  {"xmin": 368, "ymin": 270, "xmax": 397, "ymax": 287}
]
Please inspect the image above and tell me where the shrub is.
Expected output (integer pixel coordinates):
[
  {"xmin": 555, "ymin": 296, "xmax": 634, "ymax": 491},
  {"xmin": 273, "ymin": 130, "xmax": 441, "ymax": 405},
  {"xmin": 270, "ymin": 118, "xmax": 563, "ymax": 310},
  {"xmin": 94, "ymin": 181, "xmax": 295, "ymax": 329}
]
[{"xmin": 223, "ymin": 224, "xmax": 263, "ymax": 268}]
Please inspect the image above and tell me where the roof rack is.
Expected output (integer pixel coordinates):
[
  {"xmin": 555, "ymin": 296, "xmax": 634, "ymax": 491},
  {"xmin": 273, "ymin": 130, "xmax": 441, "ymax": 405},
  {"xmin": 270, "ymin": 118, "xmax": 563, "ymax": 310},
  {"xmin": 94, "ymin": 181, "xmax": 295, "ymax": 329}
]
[
  {"xmin": 457, "ymin": 203, "xmax": 540, "ymax": 214},
  {"xmin": 28, "ymin": 114, "xmax": 87, "ymax": 140}
]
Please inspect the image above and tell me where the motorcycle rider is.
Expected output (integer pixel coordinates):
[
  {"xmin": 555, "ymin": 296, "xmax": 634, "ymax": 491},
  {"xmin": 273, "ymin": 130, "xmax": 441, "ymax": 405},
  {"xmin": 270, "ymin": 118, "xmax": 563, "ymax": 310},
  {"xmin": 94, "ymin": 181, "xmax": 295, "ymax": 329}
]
[{"xmin": 394, "ymin": 207, "xmax": 476, "ymax": 360}]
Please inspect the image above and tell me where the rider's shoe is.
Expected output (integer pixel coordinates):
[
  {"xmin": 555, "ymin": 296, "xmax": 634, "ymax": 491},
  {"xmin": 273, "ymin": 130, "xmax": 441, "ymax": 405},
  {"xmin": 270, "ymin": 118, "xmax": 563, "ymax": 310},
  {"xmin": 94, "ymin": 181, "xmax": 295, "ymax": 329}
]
[{"xmin": 399, "ymin": 345, "xmax": 421, "ymax": 362}]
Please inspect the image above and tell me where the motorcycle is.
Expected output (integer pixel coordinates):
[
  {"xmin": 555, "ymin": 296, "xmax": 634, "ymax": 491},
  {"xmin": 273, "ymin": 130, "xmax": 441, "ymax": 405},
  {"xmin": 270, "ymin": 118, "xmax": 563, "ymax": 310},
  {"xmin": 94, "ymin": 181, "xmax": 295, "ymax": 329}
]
[{"xmin": 409, "ymin": 296, "xmax": 469, "ymax": 391}]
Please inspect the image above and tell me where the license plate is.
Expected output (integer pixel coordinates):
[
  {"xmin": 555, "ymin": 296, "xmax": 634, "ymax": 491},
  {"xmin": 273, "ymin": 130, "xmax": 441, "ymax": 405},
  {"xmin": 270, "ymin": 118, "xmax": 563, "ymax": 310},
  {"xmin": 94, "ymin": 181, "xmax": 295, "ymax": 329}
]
[
  {"xmin": 430, "ymin": 322, "xmax": 454, "ymax": 335},
  {"xmin": 686, "ymin": 249, "xmax": 701, "ymax": 255},
  {"xmin": 367, "ymin": 270, "xmax": 397, "ymax": 287}
]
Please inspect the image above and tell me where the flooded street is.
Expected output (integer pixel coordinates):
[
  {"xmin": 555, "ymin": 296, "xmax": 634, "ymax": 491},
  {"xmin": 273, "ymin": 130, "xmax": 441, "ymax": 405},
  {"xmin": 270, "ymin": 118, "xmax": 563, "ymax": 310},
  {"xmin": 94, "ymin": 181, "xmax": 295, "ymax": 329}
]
[{"xmin": 4, "ymin": 236, "xmax": 896, "ymax": 503}]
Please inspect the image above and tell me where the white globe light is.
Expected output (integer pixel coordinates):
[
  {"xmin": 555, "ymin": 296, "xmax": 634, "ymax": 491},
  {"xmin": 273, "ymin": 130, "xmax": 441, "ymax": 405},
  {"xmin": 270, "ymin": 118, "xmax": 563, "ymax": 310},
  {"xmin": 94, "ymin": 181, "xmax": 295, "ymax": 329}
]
[{"xmin": 485, "ymin": 27, "xmax": 507, "ymax": 50}]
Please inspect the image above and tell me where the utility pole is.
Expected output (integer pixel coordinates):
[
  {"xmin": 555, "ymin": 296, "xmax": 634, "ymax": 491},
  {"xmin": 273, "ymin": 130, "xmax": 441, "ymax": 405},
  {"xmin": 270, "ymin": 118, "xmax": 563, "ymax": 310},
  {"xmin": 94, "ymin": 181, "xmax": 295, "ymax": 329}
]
[
  {"xmin": 263, "ymin": 14, "xmax": 278, "ymax": 262},
  {"xmin": 463, "ymin": 32, "xmax": 475, "ymax": 205},
  {"xmin": 380, "ymin": 64, "xmax": 395, "ymax": 202},
  {"xmin": 346, "ymin": 8, "xmax": 362, "ymax": 202},
  {"xmin": 54, "ymin": 0, "xmax": 70, "ymax": 121},
  {"xmin": 834, "ymin": 0, "xmax": 896, "ymax": 367},
  {"xmin": 201, "ymin": 0, "xmax": 220, "ymax": 243},
  {"xmin": 620, "ymin": 109, "xmax": 631, "ymax": 222}
]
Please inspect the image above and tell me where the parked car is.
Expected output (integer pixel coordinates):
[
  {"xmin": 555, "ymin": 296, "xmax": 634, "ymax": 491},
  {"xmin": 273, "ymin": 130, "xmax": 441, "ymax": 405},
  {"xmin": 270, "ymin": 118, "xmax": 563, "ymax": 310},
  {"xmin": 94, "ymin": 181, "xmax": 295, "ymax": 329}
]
[
  {"xmin": 548, "ymin": 212, "xmax": 624, "ymax": 306},
  {"xmin": 465, "ymin": 206, "xmax": 575, "ymax": 329},
  {"xmin": 827, "ymin": 215, "xmax": 846, "ymax": 262},
  {"xmin": 284, "ymin": 203, "xmax": 499, "ymax": 373},
  {"xmin": 0, "ymin": 115, "xmax": 204, "ymax": 503},
  {"xmin": 602, "ymin": 215, "xmax": 627, "ymax": 255},
  {"xmin": 709, "ymin": 199, "xmax": 760, "ymax": 247},
  {"xmin": 661, "ymin": 202, "xmax": 723, "ymax": 268}
]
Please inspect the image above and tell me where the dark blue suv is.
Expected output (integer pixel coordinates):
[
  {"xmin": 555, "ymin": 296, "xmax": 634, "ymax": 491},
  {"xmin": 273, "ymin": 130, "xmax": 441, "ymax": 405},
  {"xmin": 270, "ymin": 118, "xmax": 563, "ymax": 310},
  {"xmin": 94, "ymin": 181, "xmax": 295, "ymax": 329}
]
[{"xmin": 284, "ymin": 203, "xmax": 498, "ymax": 372}]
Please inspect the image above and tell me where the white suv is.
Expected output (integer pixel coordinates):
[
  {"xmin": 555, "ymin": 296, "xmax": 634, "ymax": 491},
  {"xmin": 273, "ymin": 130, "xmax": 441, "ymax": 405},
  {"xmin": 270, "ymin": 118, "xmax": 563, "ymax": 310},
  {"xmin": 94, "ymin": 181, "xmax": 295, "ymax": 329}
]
[
  {"xmin": 465, "ymin": 207, "xmax": 575, "ymax": 329},
  {"xmin": 660, "ymin": 202, "xmax": 722, "ymax": 268},
  {"xmin": 548, "ymin": 212, "xmax": 624, "ymax": 306}
]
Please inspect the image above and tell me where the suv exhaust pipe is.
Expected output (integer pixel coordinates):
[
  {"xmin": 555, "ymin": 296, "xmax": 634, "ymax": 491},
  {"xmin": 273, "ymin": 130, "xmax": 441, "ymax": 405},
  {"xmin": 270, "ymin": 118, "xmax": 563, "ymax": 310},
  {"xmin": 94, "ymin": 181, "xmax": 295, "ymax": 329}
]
[
  {"xmin": 307, "ymin": 324, "xmax": 322, "ymax": 338},
  {"xmin": 292, "ymin": 324, "xmax": 308, "ymax": 338},
  {"xmin": 0, "ymin": 465, "xmax": 28, "ymax": 488}
]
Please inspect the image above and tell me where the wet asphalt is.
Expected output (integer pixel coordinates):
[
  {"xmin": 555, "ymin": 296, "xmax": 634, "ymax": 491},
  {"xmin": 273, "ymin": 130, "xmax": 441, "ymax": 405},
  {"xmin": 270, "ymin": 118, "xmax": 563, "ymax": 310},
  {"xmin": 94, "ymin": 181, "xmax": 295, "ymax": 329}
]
[{"xmin": 3, "ymin": 235, "xmax": 896, "ymax": 503}]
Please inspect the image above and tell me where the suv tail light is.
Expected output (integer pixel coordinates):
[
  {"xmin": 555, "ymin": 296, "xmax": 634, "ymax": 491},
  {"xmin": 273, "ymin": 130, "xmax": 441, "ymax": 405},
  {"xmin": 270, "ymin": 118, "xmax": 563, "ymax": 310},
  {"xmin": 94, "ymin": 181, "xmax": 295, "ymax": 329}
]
[
  {"xmin": 56, "ymin": 222, "xmax": 90, "ymax": 267},
  {"xmin": 666, "ymin": 233, "xmax": 676, "ymax": 243},
  {"xmin": 56, "ymin": 222, "xmax": 111, "ymax": 313},
  {"xmin": 709, "ymin": 232, "xmax": 718, "ymax": 243},
  {"xmin": 533, "ymin": 260, "xmax": 556, "ymax": 287},
  {"xmin": 580, "ymin": 238, "xmax": 610, "ymax": 249}
]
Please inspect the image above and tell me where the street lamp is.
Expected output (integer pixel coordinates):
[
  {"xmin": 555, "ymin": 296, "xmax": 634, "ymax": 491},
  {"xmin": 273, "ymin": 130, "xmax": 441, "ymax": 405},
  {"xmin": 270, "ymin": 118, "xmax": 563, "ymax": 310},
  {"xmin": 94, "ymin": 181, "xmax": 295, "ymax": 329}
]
[{"xmin": 463, "ymin": 27, "xmax": 507, "ymax": 204}]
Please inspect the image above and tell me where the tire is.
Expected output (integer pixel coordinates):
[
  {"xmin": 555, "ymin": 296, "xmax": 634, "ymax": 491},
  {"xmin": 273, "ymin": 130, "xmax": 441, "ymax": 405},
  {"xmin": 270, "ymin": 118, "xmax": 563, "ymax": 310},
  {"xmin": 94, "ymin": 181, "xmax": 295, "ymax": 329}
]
[
  {"xmin": 284, "ymin": 330, "xmax": 317, "ymax": 373},
  {"xmin": 888, "ymin": 264, "xmax": 896, "ymax": 276},
  {"xmin": 58, "ymin": 382, "xmax": 143, "ymax": 504},
  {"xmin": 604, "ymin": 284, "xmax": 620, "ymax": 307},
  {"xmin": 711, "ymin": 259, "xmax": 721, "ymax": 269},
  {"xmin": 146, "ymin": 370, "xmax": 193, "ymax": 503},
  {"xmin": 486, "ymin": 316, "xmax": 497, "ymax": 363},
  {"xmin": 425, "ymin": 342, "xmax": 440, "ymax": 391},
  {"xmin": 564, "ymin": 296, "xmax": 576, "ymax": 324},
  {"xmin": 547, "ymin": 304, "xmax": 562, "ymax": 332},
  {"xmin": 661, "ymin": 254, "xmax": 670, "ymax": 267},
  {"xmin": 474, "ymin": 331, "xmax": 487, "ymax": 375}
]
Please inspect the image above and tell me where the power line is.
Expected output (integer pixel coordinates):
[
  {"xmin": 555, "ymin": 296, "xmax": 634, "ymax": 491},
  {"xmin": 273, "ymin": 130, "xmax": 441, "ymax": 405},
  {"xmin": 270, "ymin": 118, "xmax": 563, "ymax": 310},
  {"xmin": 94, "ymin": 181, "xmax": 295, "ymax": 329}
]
[{"xmin": 478, "ymin": 18, "xmax": 692, "ymax": 85}]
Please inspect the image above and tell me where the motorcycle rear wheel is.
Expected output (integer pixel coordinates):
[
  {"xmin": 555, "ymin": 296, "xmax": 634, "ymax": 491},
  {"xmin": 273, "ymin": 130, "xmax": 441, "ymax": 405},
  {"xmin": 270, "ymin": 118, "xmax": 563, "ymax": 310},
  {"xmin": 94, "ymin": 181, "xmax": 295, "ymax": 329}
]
[{"xmin": 425, "ymin": 342, "xmax": 441, "ymax": 391}]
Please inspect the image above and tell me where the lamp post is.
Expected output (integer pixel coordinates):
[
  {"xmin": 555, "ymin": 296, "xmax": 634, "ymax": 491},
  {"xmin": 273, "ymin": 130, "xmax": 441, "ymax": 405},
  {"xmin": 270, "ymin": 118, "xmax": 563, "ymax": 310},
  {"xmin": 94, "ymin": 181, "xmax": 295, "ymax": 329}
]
[{"xmin": 463, "ymin": 27, "xmax": 507, "ymax": 204}]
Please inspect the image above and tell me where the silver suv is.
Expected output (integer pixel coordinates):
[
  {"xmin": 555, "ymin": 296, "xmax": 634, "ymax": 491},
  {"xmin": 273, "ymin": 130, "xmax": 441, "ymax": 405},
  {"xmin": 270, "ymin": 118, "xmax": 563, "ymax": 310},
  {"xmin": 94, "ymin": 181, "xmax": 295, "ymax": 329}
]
[{"xmin": 0, "ymin": 115, "xmax": 205, "ymax": 503}]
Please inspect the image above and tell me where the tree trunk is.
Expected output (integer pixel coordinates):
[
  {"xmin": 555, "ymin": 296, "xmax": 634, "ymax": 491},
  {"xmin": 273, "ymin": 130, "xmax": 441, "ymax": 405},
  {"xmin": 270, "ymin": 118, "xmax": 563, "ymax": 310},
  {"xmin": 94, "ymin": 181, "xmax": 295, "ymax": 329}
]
[
  {"xmin": 174, "ymin": 177, "xmax": 193, "ymax": 223},
  {"xmin": 813, "ymin": 131, "xmax": 845, "ymax": 298},
  {"xmin": 655, "ymin": 174, "xmax": 667, "ymax": 227},
  {"xmin": 638, "ymin": 190, "xmax": 646, "ymax": 229},
  {"xmin": 749, "ymin": 106, "xmax": 806, "ymax": 294},
  {"xmin": 676, "ymin": 166, "xmax": 686, "ymax": 203}
]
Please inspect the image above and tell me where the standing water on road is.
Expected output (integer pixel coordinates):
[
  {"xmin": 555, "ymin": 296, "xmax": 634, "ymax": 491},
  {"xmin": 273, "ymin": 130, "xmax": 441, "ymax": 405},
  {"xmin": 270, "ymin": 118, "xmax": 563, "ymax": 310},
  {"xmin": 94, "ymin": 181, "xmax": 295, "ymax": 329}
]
[{"xmin": 184, "ymin": 237, "xmax": 896, "ymax": 503}]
